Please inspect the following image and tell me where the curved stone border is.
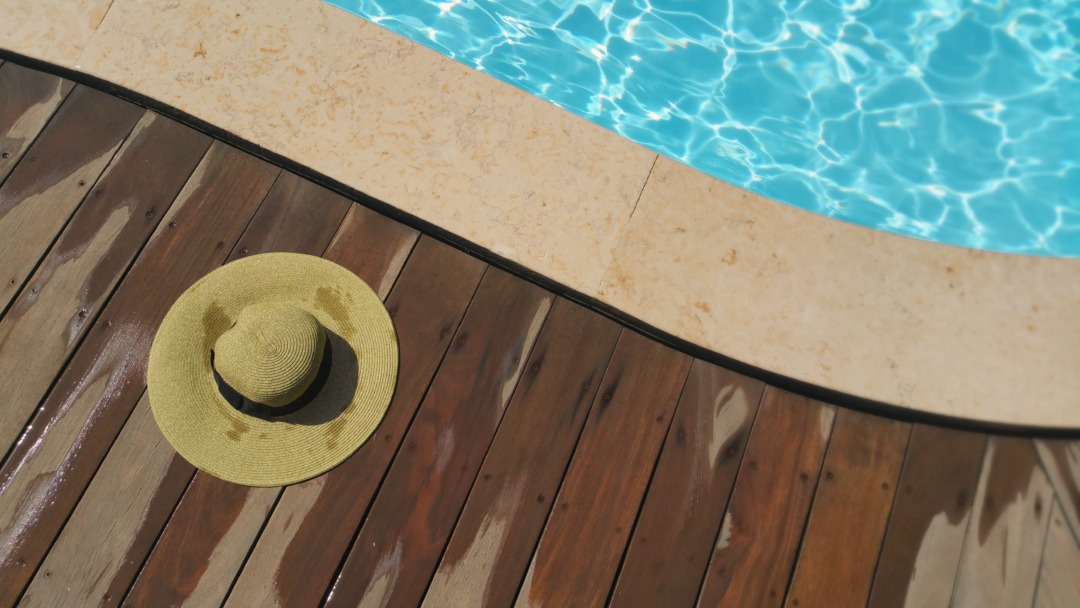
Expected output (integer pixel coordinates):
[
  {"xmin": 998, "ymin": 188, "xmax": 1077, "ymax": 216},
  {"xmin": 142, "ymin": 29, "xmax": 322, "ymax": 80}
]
[{"xmin": 3, "ymin": 0, "xmax": 1077, "ymax": 428}]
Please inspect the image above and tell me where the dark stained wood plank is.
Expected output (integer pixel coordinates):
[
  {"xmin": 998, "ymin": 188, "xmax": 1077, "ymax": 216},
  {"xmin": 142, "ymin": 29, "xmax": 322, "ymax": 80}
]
[
  {"xmin": 695, "ymin": 388, "xmax": 836, "ymax": 608},
  {"xmin": 0, "ymin": 63, "xmax": 74, "ymax": 183},
  {"xmin": 514, "ymin": 331, "xmax": 692, "ymax": 608},
  {"xmin": 951, "ymin": 436, "xmax": 1054, "ymax": 607},
  {"xmin": 20, "ymin": 172, "xmax": 349, "ymax": 607},
  {"xmin": 221, "ymin": 238, "xmax": 485, "ymax": 608},
  {"xmin": 1035, "ymin": 439, "xmax": 1080, "ymax": 542},
  {"xmin": 309, "ymin": 200, "xmax": 421, "ymax": 301},
  {"xmin": 229, "ymin": 171, "xmax": 353, "ymax": 263},
  {"xmin": 423, "ymin": 299, "xmax": 622, "ymax": 607},
  {"xmin": 323, "ymin": 268, "xmax": 554, "ymax": 608},
  {"xmin": 1035, "ymin": 499, "xmax": 1080, "ymax": 608},
  {"xmin": 125, "ymin": 462, "xmax": 276, "ymax": 608},
  {"xmin": 0, "ymin": 142, "xmax": 278, "ymax": 607},
  {"xmin": 609, "ymin": 361, "xmax": 764, "ymax": 608},
  {"xmin": 125, "ymin": 205, "xmax": 426, "ymax": 608},
  {"xmin": 0, "ymin": 85, "xmax": 143, "ymax": 312},
  {"xmin": 0, "ymin": 112, "xmax": 211, "ymax": 456},
  {"xmin": 784, "ymin": 409, "xmax": 910, "ymax": 608},
  {"xmin": 867, "ymin": 424, "xmax": 987, "ymax": 608}
]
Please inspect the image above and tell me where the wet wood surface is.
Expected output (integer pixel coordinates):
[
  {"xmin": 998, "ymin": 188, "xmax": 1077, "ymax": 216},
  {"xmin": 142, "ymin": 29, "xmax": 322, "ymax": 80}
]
[
  {"xmin": 0, "ymin": 86, "xmax": 143, "ymax": 315},
  {"xmin": 223, "ymin": 236, "xmax": 481, "ymax": 608},
  {"xmin": 323, "ymin": 268, "xmax": 553, "ymax": 608},
  {"xmin": 1035, "ymin": 500, "xmax": 1080, "ymax": 608},
  {"xmin": 952, "ymin": 436, "xmax": 1054, "ymax": 607},
  {"xmin": 609, "ymin": 362, "xmax": 763, "ymax": 608},
  {"xmin": 785, "ymin": 409, "xmax": 910, "ymax": 608},
  {"xmin": 0, "ymin": 63, "xmax": 73, "ymax": 183},
  {"xmin": 514, "ymin": 332, "xmax": 692, "ymax": 608},
  {"xmin": 22, "ymin": 173, "xmax": 351, "ymax": 607},
  {"xmin": 0, "ymin": 112, "xmax": 210, "ymax": 457},
  {"xmin": 0, "ymin": 60, "xmax": 1076, "ymax": 608},
  {"xmin": 696, "ymin": 388, "xmax": 836, "ymax": 608},
  {"xmin": 127, "ymin": 209, "xmax": 432, "ymax": 608},
  {"xmin": 423, "ymin": 299, "xmax": 621, "ymax": 608},
  {"xmin": 0, "ymin": 141, "xmax": 278, "ymax": 607},
  {"xmin": 867, "ymin": 424, "xmax": 987, "ymax": 608},
  {"xmin": 1036, "ymin": 439, "xmax": 1080, "ymax": 544}
]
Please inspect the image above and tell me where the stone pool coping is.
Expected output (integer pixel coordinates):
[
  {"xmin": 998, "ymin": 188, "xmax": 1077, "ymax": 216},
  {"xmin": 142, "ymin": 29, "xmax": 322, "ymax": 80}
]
[{"xmin": 4, "ymin": 0, "xmax": 1077, "ymax": 429}]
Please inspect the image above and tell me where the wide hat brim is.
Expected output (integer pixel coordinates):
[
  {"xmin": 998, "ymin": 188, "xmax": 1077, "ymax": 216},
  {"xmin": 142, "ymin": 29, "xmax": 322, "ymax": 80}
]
[{"xmin": 147, "ymin": 252, "xmax": 398, "ymax": 487}]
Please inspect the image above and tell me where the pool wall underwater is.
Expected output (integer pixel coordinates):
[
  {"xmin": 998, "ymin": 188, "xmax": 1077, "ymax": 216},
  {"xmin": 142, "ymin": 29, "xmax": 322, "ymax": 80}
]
[
  {"xmin": 329, "ymin": 0, "xmax": 1080, "ymax": 257},
  {"xmin": 2, "ymin": 0, "xmax": 1078, "ymax": 429}
]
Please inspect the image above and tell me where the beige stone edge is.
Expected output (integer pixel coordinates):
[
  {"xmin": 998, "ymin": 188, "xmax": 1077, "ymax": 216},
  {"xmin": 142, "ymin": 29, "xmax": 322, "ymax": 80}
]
[{"xmin": 3, "ymin": 0, "xmax": 1077, "ymax": 428}]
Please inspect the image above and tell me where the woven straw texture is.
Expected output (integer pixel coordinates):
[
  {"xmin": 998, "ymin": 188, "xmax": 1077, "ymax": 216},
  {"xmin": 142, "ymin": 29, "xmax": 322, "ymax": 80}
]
[
  {"xmin": 147, "ymin": 253, "xmax": 398, "ymax": 487},
  {"xmin": 215, "ymin": 303, "xmax": 327, "ymax": 407}
]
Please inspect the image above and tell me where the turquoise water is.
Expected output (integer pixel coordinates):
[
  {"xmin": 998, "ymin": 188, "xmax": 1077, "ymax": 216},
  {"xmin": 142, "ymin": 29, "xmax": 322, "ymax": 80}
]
[{"xmin": 327, "ymin": 0, "xmax": 1080, "ymax": 257}]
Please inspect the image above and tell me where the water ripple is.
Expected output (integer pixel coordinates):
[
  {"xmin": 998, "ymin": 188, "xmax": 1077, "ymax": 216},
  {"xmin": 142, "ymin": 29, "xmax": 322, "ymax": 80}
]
[{"xmin": 329, "ymin": 0, "xmax": 1080, "ymax": 257}]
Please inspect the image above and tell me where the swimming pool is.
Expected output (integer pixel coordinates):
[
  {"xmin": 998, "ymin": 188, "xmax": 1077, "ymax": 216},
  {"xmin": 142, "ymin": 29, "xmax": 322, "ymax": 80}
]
[{"xmin": 326, "ymin": 0, "xmax": 1080, "ymax": 257}]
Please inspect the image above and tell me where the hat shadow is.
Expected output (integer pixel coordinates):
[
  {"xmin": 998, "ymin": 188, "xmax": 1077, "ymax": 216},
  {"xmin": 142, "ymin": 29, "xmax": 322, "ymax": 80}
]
[{"xmin": 285, "ymin": 329, "xmax": 359, "ymax": 426}]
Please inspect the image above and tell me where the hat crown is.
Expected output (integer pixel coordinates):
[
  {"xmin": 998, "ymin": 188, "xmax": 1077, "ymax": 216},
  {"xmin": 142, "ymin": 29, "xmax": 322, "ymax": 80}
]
[{"xmin": 214, "ymin": 303, "xmax": 326, "ymax": 407}]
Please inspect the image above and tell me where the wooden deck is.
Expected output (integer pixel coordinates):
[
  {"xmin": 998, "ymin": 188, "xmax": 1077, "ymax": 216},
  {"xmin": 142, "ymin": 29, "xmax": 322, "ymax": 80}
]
[{"xmin": 0, "ymin": 60, "xmax": 1078, "ymax": 608}]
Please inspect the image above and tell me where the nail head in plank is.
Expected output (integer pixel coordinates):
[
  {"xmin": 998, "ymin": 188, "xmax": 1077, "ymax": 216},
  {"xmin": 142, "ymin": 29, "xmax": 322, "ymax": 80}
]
[
  {"xmin": 610, "ymin": 361, "xmax": 764, "ymax": 608},
  {"xmin": 0, "ymin": 85, "xmax": 142, "ymax": 313},
  {"xmin": 222, "ymin": 236, "xmax": 478, "ymax": 608},
  {"xmin": 695, "ymin": 388, "xmax": 835, "ymax": 608},
  {"xmin": 952, "ymin": 436, "xmax": 1054, "ymax": 608},
  {"xmin": 514, "ymin": 331, "xmax": 692, "ymax": 608},
  {"xmin": 867, "ymin": 424, "xmax": 987, "ymax": 608},
  {"xmin": 324, "ymin": 268, "xmax": 553, "ymax": 608},
  {"xmin": 0, "ymin": 112, "xmax": 211, "ymax": 456},
  {"xmin": 423, "ymin": 298, "xmax": 622, "ymax": 608},
  {"xmin": 1034, "ymin": 499, "xmax": 1080, "ymax": 608},
  {"xmin": 0, "ymin": 142, "xmax": 278, "ymax": 606},
  {"xmin": 0, "ymin": 63, "xmax": 74, "ymax": 184},
  {"xmin": 18, "ymin": 392, "xmax": 193, "ymax": 607}
]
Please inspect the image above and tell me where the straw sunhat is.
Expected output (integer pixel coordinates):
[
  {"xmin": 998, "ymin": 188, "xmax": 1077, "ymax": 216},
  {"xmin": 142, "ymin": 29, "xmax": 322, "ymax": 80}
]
[{"xmin": 147, "ymin": 252, "xmax": 398, "ymax": 486}]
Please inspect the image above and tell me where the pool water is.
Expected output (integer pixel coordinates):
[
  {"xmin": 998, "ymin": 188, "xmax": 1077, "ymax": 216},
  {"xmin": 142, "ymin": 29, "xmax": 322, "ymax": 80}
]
[{"xmin": 326, "ymin": 0, "xmax": 1080, "ymax": 257}]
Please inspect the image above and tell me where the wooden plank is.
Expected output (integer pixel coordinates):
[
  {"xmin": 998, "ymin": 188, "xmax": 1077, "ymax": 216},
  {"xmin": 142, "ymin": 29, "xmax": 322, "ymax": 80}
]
[
  {"xmin": 867, "ymin": 424, "xmax": 987, "ymax": 608},
  {"xmin": 695, "ymin": 388, "xmax": 836, "ymax": 608},
  {"xmin": 124, "ymin": 458, "xmax": 277, "ymax": 608},
  {"xmin": 20, "ymin": 173, "xmax": 349, "ymax": 607},
  {"xmin": 1035, "ymin": 439, "xmax": 1080, "ymax": 542},
  {"xmin": 0, "ymin": 63, "xmax": 74, "ymax": 184},
  {"xmin": 609, "ymin": 361, "xmax": 764, "ymax": 608},
  {"xmin": 1034, "ymin": 499, "xmax": 1080, "ymax": 608},
  {"xmin": 0, "ymin": 112, "xmax": 211, "ymax": 456},
  {"xmin": 221, "ymin": 238, "xmax": 486, "ymax": 608},
  {"xmin": 229, "ymin": 172, "xmax": 353, "ymax": 262},
  {"xmin": 514, "ymin": 331, "xmax": 692, "ymax": 608},
  {"xmin": 423, "ymin": 299, "xmax": 623, "ymax": 608},
  {"xmin": 0, "ymin": 85, "xmax": 143, "ymax": 312},
  {"xmin": 125, "ymin": 206, "xmax": 427, "ymax": 608},
  {"xmin": 785, "ymin": 409, "xmax": 910, "ymax": 608},
  {"xmin": 17, "ymin": 392, "xmax": 192, "ymax": 608},
  {"xmin": 951, "ymin": 436, "xmax": 1054, "ymax": 607},
  {"xmin": 323, "ymin": 268, "xmax": 554, "ymax": 608},
  {"xmin": 0, "ymin": 142, "xmax": 278, "ymax": 607}
]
